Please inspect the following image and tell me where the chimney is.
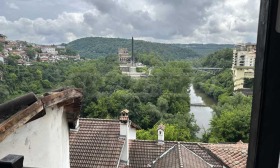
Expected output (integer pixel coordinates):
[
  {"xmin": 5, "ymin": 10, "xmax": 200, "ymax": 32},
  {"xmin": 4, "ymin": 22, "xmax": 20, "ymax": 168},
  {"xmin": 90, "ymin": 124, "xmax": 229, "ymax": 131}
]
[
  {"xmin": 119, "ymin": 109, "xmax": 130, "ymax": 164},
  {"xmin": 157, "ymin": 124, "xmax": 165, "ymax": 145}
]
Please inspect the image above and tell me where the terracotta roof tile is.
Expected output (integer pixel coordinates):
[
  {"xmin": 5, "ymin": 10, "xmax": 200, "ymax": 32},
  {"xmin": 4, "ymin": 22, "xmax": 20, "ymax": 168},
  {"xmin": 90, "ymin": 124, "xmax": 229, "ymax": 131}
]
[
  {"xmin": 184, "ymin": 143, "xmax": 223, "ymax": 168},
  {"xmin": 180, "ymin": 144, "xmax": 212, "ymax": 168},
  {"xmin": 129, "ymin": 141, "xmax": 176, "ymax": 168},
  {"xmin": 152, "ymin": 145, "xmax": 180, "ymax": 168},
  {"xmin": 70, "ymin": 118, "xmax": 125, "ymax": 168},
  {"xmin": 129, "ymin": 140, "xmax": 224, "ymax": 168},
  {"xmin": 202, "ymin": 143, "xmax": 248, "ymax": 168}
]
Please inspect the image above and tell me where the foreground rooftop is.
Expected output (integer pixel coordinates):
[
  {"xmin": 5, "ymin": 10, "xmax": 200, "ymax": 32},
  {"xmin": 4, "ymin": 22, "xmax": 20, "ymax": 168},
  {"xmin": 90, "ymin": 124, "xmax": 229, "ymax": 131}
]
[{"xmin": 0, "ymin": 89, "xmax": 248, "ymax": 168}]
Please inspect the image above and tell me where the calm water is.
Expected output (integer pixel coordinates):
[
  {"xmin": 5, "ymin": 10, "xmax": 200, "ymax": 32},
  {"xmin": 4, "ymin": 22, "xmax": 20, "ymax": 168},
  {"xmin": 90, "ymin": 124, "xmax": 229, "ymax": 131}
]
[{"xmin": 189, "ymin": 85, "xmax": 216, "ymax": 138}]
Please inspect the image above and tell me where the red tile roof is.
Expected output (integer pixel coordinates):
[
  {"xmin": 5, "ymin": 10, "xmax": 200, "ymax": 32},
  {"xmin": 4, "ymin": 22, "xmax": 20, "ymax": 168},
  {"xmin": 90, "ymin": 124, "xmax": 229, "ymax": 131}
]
[
  {"xmin": 152, "ymin": 143, "xmax": 213, "ymax": 168},
  {"xmin": 68, "ymin": 118, "xmax": 245, "ymax": 168},
  {"xmin": 152, "ymin": 144, "xmax": 180, "ymax": 168},
  {"xmin": 129, "ymin": 140, "xmax": 175, "ymax": 168},
  {"xmin": 129, "ymin": 140, "xmax": 224, "ymax": 168},
  {"xmin": 180, "ymin": 144, "xmax": 212, "ymax": 168},
  {"xmin": 69, "ymin": 118, "xmax": 125, "ymax": 168},
  {"xmin": 201, "ymin": 142, "xmax": 248, "ymax": 168}
]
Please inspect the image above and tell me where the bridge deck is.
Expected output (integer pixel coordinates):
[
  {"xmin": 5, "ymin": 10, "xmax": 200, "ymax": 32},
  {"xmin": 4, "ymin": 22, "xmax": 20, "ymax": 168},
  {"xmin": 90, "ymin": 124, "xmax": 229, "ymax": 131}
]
[
  {"xmin": 190, "ymin": 103, "xmax": 208, "ymax": 107},
  {"xmin": 193, "ymin": 67, "xmax": 223, "ymax": 70}
]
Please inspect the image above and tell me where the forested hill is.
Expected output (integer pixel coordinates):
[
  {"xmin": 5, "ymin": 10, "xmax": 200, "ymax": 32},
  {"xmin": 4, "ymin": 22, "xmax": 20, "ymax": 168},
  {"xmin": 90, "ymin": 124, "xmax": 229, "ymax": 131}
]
[
  {"xmin": 67, "ymin": 37, "xmax": 201, "ymax": 60},
  {"xmin": 67, "ymin": 37, "xmax": 234, "ymax": 60},
  {"xmin": 175, "ymin": 44, "xmax": 234, "ymax": 56}
]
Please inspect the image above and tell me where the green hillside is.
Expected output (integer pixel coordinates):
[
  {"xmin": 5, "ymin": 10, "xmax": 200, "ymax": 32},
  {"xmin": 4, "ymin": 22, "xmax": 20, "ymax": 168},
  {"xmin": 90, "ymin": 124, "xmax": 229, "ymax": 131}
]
[
  {"xmin": 175, "ymin": 43, "xmax": 234, "ymax": 56},
  {"xmin": 67, "ymin": 37, "xmax": 200, "ymax": 60}
]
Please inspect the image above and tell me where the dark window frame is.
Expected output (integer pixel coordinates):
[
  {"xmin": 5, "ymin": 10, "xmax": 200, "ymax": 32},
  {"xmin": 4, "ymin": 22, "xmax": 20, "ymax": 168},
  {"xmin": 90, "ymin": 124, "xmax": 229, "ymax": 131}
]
[{"xmin": 247, "ymin": 0, "xmax": 280, "ymax": 167}]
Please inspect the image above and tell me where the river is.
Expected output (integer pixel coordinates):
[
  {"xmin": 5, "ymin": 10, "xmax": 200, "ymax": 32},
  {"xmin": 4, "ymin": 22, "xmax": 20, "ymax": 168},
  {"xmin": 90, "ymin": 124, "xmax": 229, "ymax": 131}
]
[{"xmin": 189, "ymin": 85, "xmax": 216, "ymax": 138}]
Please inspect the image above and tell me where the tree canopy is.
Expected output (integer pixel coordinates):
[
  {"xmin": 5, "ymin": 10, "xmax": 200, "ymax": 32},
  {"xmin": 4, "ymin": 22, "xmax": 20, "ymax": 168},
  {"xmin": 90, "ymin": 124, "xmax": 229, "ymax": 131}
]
[
  {"xmin": 193, "ymin": 48, "xmax": 252, "ymax": 143},
  {"xmin": 67, "ymin": 37, "xmax": 200, "ymax": 60}
]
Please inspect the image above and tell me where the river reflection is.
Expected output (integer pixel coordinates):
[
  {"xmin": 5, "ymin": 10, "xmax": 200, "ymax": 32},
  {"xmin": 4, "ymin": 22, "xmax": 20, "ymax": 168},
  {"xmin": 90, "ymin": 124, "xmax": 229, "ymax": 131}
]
[{"xmin": 189, "ymin": 85, "xmax": 216, "ymax": 138}]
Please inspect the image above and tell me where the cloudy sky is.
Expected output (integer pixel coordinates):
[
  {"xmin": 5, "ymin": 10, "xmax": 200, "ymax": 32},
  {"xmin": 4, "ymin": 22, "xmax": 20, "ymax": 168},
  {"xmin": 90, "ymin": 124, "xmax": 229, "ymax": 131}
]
[{"xmin": 0, "ymin": 0, "xmax": 260, "ymax": 44}]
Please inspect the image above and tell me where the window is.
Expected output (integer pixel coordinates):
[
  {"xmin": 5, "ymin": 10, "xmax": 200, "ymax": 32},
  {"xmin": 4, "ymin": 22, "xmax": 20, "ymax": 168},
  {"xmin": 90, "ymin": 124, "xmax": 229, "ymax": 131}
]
[{"xmin": 247, "ymin": 0, "xmax": 280, "ymax": 167}]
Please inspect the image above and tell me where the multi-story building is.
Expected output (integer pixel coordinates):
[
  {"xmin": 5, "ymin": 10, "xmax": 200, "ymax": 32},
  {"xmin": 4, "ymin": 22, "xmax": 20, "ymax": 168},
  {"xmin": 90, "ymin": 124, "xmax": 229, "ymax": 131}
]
[
  {"xmin": 232, "ymin": 43, "xmax": 256, "ymax": 91},
  {"xmin": 0, "ymin": 34, "xmax": 6, "ymax": 43},
  {"xmin": 233, "ymin": 44, "xmax": 256, "ymax": 67},
  {"xmin": 118, "ymin": 48, "xmax": 131, "ymax": 64},
  {"xmin": 41, "ymin": 46, "xmax": 58, "ymax": 55}
]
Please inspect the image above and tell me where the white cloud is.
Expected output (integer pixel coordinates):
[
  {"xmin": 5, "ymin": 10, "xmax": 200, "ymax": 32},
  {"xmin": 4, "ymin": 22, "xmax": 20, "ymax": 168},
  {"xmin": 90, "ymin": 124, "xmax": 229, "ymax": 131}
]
[
  {"xmin": 0, "ymin": 12, "xmax": 91, "ymax": 44},
  {"xmin": 0, "ymin": 0, "xmax": 261, "ymax": 44}
]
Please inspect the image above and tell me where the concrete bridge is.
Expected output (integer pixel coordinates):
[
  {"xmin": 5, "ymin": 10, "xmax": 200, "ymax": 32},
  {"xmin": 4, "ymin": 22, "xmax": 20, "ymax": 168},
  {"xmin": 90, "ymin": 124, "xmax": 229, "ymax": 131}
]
[
  {"xmin": 193, "ymin": 67, "xmax": 223, "ymax": 70},
  {"xmin": 190, "ymin": 103, "xmax": 208, "ymax": 107},
  {"xmin": 192, "ymin": 67, "xmax": 223, "ymax": 75}
]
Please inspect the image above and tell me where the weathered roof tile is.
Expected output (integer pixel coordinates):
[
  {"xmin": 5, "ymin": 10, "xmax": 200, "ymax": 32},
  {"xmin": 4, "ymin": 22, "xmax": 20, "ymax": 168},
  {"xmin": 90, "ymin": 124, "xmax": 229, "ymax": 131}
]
[
  {"xmin": 129, "ymin": 140, "xmax": 224, "ymax": 168},
  {"xmin": 69, "ymin": 118, "xmax": 124, "ymax": 168},
  {"xmin": 201, "ymin": 142, "xmax": 248, "ymax": 168}
]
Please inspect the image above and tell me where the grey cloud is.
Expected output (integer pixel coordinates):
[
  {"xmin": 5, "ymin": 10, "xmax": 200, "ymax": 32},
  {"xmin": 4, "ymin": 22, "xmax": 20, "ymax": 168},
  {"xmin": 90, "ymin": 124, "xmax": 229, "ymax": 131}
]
[
  {"xmin": 0, "ymin": 0, "xmax": 88, "ymax": 20},
  {"xmin": 0, "ymin": 0, "xmax": 260, "ymax": 44},
  {"xmin": 82, "ymin": 0, "xmax": 220, "ymax": 40},
  {"xmin": 0, "ymin": 12, "xmax": 91, "ymax": 44},
  {"xmin": 6, "ymin": 2, "xmax": 19, "ymax": 10}
]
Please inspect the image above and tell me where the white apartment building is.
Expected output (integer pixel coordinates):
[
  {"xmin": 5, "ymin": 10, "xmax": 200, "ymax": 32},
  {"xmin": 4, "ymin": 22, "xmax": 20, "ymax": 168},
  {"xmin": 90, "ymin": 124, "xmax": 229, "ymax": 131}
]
[
  {"xmin": 232, "ymin": 44, "xmax": 256, "ymax": 91},
  {"xmin": 41, "ymin": 47, "xmax": 58, "ymax": 55},
  {"xmin": 233, "ymin": 44, "xmax": 256, "ymax": 67}
]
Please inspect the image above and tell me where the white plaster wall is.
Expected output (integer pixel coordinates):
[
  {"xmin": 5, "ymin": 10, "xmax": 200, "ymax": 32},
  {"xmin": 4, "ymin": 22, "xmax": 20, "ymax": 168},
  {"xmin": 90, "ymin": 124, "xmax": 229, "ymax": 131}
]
[
  {"xmin": 0, "ymin": 105, "xmax": 70, "ymax": 168},
  {"xmin": 120, "ymin": 123, "xmax": 127, "ymax": 136},
  {"xmin": 120, "ymin": 123, "xmax": 129, "ymax": 163},
  {"xmin": 128, "ymin": 127, "xmax": 136, "ymax": 140},
  {"xmin": 158, "ymin": 129, "xmax": 164, "ymax": 141},
  {"xmin": 42, "ymin": 48, "xmax": 56, "ymax": 54}
]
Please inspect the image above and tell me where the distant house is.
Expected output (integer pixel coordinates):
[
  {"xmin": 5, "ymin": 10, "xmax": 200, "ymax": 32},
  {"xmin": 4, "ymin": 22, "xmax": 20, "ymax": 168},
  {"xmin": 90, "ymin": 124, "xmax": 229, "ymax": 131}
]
[
  {"xmin": 39, "ymin": 55, "xmax": 49, "ymax": 62},
  {"xmin": 17, "ymin": 59, "xmax": 25, "ymax": 65},
  {"xmin": 0, "ymin": 34, "xmax": 7, "ymax": 43},
  {"xmin": 9, "ymin": 50, "xmax": 24, "ymax": 57},
  {"xmin": 56, "ymin": 45, "xmax": 66, "ymax": 49},
  {"xmin": 41, "ymin": 46, "xmax": 58, "ymax": 55},
  {"xmin": 66, "ymin": 54, "xmax": 80, "ymax": 60},
  {"xmin": 0, "ymin": 89, "xmax": 248, "ymax": 168}
]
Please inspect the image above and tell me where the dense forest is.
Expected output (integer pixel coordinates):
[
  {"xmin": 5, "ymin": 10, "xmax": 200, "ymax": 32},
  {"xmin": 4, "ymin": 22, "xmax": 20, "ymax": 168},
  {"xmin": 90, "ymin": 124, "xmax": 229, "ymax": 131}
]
[
  {"xmin": 176, "ymin": 43, "xmax": 234, "ymax": 56},
  {"xmin": 67, "ymin": 37, "xmax": 232, "ymax": 60},
  {"xmin": 67, "ymin": 37, "xmax": 199, "ymax": 60},
  {"xmin": 193, "ymin": 49, "xmax": 252, "ymax": 143},
  {"xmin": 0, "ymin": 47, "xmax": 252, "ymax": 143},
  {"xmin": 0, "ymin": 53, "xmax": 199, "ymax": 141}
]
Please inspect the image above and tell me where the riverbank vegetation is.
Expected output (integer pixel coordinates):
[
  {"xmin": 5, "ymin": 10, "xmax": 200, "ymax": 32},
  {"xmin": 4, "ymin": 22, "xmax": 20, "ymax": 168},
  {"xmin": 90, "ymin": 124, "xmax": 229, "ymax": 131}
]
[
  {"xmin": 193, "ymin": 49, "xmax": 252, "ymax": 143},
  {"xmin": 0, "ymin": 47, "xmax": 252, "ymax": 143},
  {"xmin": 0, "ymin": 53, "xmax": 199, "ymax": 141}
]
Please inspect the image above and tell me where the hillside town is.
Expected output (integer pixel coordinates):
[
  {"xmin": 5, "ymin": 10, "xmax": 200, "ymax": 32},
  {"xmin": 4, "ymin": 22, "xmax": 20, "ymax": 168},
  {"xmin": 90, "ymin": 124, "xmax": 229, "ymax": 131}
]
[{"xmin": 0, "ymin": 34, "xmax": 80, "ymax": 65}]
